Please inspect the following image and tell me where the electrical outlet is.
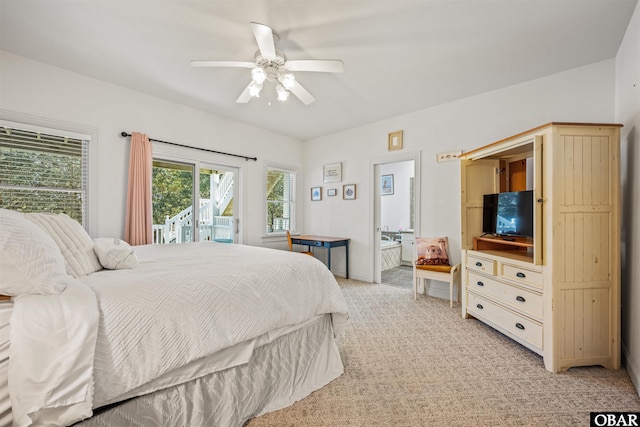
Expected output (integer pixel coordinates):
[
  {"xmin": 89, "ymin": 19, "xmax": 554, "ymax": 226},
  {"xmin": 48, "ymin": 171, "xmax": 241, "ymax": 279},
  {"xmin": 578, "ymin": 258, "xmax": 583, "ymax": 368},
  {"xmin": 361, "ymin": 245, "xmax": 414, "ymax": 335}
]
[{"xmin": 436, "ymin": 150, "xmax": 462, "ymax": 162}]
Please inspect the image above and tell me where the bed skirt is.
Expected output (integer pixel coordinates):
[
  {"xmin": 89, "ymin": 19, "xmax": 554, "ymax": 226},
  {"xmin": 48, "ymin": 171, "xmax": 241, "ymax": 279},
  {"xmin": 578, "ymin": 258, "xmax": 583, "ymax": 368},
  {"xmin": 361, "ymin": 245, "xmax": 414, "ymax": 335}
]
[{"xmin": 75, "ymin": 314, "xmax": 343, "ymax": 427}]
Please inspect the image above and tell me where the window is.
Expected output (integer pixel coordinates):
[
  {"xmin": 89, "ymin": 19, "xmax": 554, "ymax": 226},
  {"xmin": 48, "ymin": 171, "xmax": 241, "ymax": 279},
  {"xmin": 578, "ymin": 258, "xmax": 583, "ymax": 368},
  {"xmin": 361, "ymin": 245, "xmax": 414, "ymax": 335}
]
[
  {"xmin": 0, "ymin": 124, "xmax": 89, "ymax": 225},
  {"xmin": 266, "ymin": 167, "xmax": 296, "ymax": 234}
]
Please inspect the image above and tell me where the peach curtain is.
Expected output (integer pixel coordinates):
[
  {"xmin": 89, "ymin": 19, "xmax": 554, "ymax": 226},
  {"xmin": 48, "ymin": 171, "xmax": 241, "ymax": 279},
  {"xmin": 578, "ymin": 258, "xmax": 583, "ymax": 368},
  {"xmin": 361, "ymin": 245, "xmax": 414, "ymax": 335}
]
[{"xmin": 124, "ymin": 132, "xmax": 153, "ymax": 245}]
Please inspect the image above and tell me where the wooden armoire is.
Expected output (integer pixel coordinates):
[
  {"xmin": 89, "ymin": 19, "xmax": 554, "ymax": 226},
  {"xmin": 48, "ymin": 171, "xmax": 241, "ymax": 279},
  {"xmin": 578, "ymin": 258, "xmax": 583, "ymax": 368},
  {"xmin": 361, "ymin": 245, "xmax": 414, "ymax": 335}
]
[{"xmin": 459, "ymin": 122, "xmax": 621, "ymax": 373}]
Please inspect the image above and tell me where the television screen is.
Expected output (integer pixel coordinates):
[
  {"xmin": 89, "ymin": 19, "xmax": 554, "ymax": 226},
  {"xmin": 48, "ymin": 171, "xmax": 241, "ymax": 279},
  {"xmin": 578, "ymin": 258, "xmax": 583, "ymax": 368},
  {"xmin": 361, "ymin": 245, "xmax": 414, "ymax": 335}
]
[{"xmin": 495, "ymin": 190, "xmax": 534, "ymax": 237}]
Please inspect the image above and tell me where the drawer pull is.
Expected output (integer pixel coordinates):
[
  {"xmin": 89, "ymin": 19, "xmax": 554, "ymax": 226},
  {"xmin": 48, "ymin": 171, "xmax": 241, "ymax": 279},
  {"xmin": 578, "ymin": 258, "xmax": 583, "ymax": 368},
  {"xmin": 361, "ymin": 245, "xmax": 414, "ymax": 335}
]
[
  {"xmin": 476, "ymin": 281, "xmax": 484, "ymax": 287},
  {"xmin": 516, "ymin": 296, "xmax": 526, "ymax": 302},
  {"xmin": 475, "ymin": 262, "xmax": 483, "ymax": 267},
  {"xmin": 476, "ymin": 304, "xmax": 484, "ymax": 310},
  {"xmin": 516, "ymin": 272, "xmax": 526, "ymax": 278},
  {"xmin": 515, "ymin": 323, "xmax": 525, "ymax": 330}
]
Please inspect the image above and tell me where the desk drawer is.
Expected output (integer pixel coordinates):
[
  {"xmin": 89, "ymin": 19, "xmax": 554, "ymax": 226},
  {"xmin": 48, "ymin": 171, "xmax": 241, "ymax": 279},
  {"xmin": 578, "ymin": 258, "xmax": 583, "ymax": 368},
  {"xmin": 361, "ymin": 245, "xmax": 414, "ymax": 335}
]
[{"xmin": 295, "ymin": 239, "xmax": 323, "ymax": 247}]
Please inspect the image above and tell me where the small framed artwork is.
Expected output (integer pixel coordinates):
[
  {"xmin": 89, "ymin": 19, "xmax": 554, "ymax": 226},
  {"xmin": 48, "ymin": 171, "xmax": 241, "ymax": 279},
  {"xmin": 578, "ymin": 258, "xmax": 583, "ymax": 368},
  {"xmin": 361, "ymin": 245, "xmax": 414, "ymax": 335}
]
[
  {"xmin": 323, "ymin": 162, "xmax": 342, "ymax": 183},
  {"xmin": 311, "ymin": 187, "xmax": 322, "ymax": 201},
  {"xmin": 388, "ymin": 130, "xmax": 403, "ymax": 151},
  {"xmin": 343, "ymin": 184, "xmax": 356, "ymax": 200},
  {"xmin": 327, "ymin": 188, "xmax": 337, "ymax": 197},
  {"xmin": 381, "ymin": 174, "xmax": 394, "ymax": 195}
]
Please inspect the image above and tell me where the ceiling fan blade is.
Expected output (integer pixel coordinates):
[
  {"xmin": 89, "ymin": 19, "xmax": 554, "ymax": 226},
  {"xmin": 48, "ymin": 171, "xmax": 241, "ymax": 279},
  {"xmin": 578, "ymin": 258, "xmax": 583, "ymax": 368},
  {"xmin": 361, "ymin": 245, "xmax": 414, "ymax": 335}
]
[
  {"xmin": 191, "ymin": 60, "xmax": 255, "ymax": 68},
  {"xmin": 236, "ymin": 82, "xmax": 253, "ymax": 103},
  {"xmin": 250, "ymin": 22, "xmax": 276, "ymax": 61},
  {"xmin": 285, "ymin": 60, "xmax": 344, "ymax": 73},
  {"xmin": 289, "ymin": 81, "xmax": 315, "ymax": 105}
]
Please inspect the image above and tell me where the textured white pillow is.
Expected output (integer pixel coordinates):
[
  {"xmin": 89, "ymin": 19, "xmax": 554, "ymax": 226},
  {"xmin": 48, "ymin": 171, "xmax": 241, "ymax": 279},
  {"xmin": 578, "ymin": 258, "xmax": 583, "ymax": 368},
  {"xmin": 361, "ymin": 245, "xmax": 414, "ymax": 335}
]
[
  {"xmin": 0, "ymin": 208, "xmax": 68, "ymax": 296},
  {"xmin": 25, "ymin": 213, "xmax": 102, "ymax": 278},
  {"xmin": 93, "ymin": 238, "xmax": 138, "ymax": 270}
]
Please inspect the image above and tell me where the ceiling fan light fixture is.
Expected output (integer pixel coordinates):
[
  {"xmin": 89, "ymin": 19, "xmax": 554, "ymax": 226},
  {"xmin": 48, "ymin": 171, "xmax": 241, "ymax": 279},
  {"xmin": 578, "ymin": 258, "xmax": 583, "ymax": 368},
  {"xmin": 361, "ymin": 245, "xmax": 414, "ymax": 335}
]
[
  {"xmin": 279, "ymin": 73, "xmax": 296, "ymax": 90},
  {"xmin": 251, "ymin": 67, "xmax": 267, "ymax": 84},
  {"xmin": 248, "ymin": 81, "xmax": 263, "ymax": 98},
  {"xmin": 276, "ymin": 84, "xmax": 290, "ymax": 101},
  {"xmin": 191, "ymin": 22, "xmax": 342, "ymax": 105}
]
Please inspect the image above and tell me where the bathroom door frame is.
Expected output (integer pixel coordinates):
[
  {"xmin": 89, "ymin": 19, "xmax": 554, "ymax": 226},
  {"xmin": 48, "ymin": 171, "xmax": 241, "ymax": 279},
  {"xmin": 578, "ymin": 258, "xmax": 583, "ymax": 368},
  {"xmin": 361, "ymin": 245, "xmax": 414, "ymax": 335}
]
[{"xmin": 370, "ymin": 151, "xmax": 421, "ymax": 283}]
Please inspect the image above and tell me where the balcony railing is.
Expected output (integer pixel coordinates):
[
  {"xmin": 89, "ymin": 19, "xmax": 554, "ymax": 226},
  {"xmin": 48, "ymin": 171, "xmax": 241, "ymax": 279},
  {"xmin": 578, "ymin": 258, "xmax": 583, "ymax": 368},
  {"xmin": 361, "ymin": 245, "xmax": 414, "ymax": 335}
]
[{"xmin": 153, "ymin": 202, "xmax": 233, "ymax": 245}]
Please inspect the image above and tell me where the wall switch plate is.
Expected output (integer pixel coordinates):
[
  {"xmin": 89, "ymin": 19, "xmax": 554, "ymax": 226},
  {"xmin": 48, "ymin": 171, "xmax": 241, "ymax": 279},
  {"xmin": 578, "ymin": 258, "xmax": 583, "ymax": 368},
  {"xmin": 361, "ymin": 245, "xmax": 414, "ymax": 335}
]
[{"xmin": 436, "ymin": 150, "xmax": 462, "ymax": 162}]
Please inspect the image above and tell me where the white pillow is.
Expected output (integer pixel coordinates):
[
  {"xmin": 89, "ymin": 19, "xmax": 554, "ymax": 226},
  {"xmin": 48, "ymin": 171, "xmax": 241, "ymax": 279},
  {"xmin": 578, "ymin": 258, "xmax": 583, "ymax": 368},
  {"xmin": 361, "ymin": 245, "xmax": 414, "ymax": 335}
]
[
  {"xmin": 93, "ymin": 238, "xmax": 138, "ymax": 270},
  {"xmin": 25, "ymin": 213, "xmax": 102, "ymax": 278},
  {"xmin": 0, "ymin": 208, "xmax": 68, "ymax": 296}
]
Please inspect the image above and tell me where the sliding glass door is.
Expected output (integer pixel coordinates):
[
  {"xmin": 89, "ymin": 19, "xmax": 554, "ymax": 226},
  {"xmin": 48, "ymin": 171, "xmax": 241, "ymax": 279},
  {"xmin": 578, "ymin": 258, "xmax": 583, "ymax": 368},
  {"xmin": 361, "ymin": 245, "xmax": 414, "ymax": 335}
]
[
  {"xmin": 151, "ymin": 159, "xmax": 238, "ymax": 244},
  {"xmin": 199, "ymin": 163, "xmax": 236, "ymax": 243}
]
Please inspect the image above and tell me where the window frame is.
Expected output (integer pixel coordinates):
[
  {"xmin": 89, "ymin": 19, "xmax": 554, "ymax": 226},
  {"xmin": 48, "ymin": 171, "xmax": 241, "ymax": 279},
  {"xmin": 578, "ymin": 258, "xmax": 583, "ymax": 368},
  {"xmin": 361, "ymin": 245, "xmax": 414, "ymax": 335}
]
[
  {"xmin": 0, "ymin": 115, "xmax": 98, "ymax": 235},
  {"xmin": 265, "ymin": 164, "xmax": 298, "ymax": 236}
]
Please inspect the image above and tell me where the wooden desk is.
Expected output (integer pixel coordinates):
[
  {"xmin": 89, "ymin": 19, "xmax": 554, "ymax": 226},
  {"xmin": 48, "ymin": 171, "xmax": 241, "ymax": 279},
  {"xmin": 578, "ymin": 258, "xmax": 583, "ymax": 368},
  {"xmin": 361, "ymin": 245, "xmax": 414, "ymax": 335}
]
[{"xmin": 290, "ymin": 235, "xmax": 350, "ymax": 279}]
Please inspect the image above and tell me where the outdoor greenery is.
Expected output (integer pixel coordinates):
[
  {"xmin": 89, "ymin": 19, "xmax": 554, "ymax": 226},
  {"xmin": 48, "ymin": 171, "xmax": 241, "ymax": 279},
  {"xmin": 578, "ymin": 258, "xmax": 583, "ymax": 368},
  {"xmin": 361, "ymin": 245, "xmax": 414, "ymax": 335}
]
[
  {"xmin": 151, "ymin": 163, "xmax": 211, "ymax": 225},
  {"xmin": 266, "ymin": 170, "xmax": 287, "ymax": 232},
  {"xmin": 0, "ymin": 146, "xmax": 84, "ymax": 224}
]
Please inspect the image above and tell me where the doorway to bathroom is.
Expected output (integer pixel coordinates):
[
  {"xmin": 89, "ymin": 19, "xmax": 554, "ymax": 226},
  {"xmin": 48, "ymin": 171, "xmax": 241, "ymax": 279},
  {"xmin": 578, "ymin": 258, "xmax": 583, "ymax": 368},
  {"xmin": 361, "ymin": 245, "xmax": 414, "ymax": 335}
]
[{"xmin": 372, "ymin": 152, "xmax": 421, "ymax": 286}]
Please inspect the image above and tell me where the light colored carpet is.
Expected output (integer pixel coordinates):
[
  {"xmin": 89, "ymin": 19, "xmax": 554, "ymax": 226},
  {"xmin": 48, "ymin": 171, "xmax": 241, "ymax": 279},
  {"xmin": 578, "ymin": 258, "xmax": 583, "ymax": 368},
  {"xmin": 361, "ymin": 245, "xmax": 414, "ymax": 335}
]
[{"xmin": 247, "ymin": 278, "xmax": 640, "ymax": 426}]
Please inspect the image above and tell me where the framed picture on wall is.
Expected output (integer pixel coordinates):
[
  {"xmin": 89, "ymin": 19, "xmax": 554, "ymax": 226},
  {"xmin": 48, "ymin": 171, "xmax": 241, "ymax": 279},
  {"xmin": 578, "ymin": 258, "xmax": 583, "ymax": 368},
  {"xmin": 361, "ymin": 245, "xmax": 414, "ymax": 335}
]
[
  {"xmin": 311, "ymin": 187, "xmax": 322, "ymax": 201},
  {"xmin": 381, "ymin": 174, "xmax": 394, "ymax": 195},
  {"xmin": 388, "ymin": 130, "xmax": 403, "ymax": 151},
  {"xmin": 343, "ymin": 184, "xmax": 356, "ymax": 200},
  {"xmin": 323, "ymin": 162, "xmax": 342, "ymax": 183},
  {"xmin": 327, "ymin": 188, "xmax": 337, "ymax": 197}
]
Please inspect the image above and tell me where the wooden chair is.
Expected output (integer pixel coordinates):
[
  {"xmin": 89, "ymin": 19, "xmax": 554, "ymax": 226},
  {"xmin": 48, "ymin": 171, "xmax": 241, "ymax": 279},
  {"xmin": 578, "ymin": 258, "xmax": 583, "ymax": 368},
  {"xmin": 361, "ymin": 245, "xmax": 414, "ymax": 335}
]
[
  {"xmin": 412, "ymin": 236, "xmax": 460, "ymax": 307},
  {"xmin": 413, "ymin": 262, "xmax": 461, "ymax": 307},
  {"xmin": 286, "ymin": 231, "xmax": 314, "ymax": 256}
]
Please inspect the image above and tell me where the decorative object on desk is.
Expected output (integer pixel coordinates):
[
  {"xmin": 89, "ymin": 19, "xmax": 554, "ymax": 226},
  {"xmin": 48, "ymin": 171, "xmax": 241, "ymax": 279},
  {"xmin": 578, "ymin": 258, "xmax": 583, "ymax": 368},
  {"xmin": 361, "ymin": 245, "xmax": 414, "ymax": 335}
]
[
  {"xmin": 323, "ymin": 162, "xmax": 342, "ymax": 183},
  {"xmin": 343, "ymin": 184, "xmax": 356, "ymax": 200},
  {"xmin": 388, "ymin": 130, "xmax": 403, "ymax": 151},
  {"xmin": 415, "ymin": 237, "xmax": 449, "ymax": 266},
  {"xmin": 311, "ymin": 186, "xmax": 322, "ymax": 201},
  {"xmin": 381, "ymin": 174, "xmax": 394, "ymax": 196},
  {"xmin": 327, "ymin": 188, "xmax": 337, "ymax": 197}
]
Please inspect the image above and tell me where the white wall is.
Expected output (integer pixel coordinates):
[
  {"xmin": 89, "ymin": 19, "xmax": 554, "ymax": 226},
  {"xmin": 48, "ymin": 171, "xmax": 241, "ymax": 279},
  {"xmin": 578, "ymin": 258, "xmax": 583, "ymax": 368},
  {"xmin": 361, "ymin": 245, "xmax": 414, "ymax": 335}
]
[
  {"xmin": 380, "ymin": 160, "xmax": 414, "ymax": 232},
  {"xmin": 303, "ymin": 59, "xmax": 616, "ymax": 283},
  {"xmin": 615, "ymin": 1, "xmax": 640, "ymax": 395},
  {"xmin": 0, "ymin": 51, "xmax": 302, "ymax": 249}
]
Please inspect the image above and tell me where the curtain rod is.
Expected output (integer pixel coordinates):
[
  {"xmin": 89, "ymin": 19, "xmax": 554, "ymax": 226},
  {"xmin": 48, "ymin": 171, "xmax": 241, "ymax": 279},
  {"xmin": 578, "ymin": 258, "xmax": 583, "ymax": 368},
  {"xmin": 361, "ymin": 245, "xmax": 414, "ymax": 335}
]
[{"xmin": 119, "ymin": 132, "xmax": 257, "ymax": 162}]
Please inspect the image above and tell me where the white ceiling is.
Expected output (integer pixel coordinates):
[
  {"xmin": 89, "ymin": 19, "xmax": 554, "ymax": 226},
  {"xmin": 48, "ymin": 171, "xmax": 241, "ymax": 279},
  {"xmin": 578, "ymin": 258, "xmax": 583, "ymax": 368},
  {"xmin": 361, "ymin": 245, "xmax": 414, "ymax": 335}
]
[{"xmin": 0, "ymin": 0, "xmax": 636, "ymax": 141}]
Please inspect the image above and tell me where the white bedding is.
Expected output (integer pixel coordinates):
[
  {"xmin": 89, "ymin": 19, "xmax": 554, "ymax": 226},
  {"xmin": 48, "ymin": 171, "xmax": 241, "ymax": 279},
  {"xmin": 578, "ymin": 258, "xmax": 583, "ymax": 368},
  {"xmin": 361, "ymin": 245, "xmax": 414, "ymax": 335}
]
[
  {"xmin": 78, "ymin": 314, "xmax": 343, "ymax": 427},
  {"xmin": 8, "ymin": 242, "xmax": 349, "ymax": 427}
]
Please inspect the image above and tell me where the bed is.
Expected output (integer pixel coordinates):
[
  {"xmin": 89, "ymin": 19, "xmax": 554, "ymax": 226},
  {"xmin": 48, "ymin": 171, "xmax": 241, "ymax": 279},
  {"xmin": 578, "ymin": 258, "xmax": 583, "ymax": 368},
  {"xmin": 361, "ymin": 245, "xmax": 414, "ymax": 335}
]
[{"xmin": 0, "ymin": 209, "xmax": 349, "ymax": 427}]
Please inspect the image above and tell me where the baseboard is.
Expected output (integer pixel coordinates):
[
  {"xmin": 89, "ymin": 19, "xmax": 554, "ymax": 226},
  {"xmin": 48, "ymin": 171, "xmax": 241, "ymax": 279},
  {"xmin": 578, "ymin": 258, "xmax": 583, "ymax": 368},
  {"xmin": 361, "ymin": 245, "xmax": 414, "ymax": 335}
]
[
  {"xmin": 419, "ymin": 281, "xmax": 458, "ymax": 303},
  {"xmin": 330, "ymin": 268, "xmax": 370, "ymax": 283},
  {"xmin": 622, "ymin": 342, "xmax": 640, "ymax": 397}
]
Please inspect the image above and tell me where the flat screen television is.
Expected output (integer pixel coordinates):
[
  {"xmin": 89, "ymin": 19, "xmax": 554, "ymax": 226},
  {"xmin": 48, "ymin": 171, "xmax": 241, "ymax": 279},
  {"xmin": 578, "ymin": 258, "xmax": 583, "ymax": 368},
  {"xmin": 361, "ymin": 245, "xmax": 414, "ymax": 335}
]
[{"xmin": 482, "ymin": 190, "xmax": 534, "ymax": 238}]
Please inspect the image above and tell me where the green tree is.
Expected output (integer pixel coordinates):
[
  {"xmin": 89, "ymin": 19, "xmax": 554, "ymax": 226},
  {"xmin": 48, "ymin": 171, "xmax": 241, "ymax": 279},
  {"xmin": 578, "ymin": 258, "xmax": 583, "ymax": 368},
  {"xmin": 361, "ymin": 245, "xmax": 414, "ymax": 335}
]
[
  {"xmin": 151, "ymin": 164, "xmax": 211, "ymax": 225},
  {"xmin": 0, "ymin": 148, "xmax": 84, "ymax": 223}
]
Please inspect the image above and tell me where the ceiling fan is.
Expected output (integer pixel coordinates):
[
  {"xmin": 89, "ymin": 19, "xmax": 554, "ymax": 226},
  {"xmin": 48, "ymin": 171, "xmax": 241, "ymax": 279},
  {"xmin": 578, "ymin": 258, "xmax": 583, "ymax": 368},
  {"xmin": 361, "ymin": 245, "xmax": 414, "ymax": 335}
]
[{"xmin": 191, "ymin": 22, "xmax": 344, "ymax": 105}]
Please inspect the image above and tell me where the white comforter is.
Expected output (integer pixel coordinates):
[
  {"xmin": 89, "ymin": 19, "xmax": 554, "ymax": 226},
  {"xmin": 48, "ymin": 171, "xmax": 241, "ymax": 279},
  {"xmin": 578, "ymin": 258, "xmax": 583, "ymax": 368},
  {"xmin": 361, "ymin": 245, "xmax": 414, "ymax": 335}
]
[{"xmin": 9, "ymin": 242, "xmax": 349, "ymax": 427}]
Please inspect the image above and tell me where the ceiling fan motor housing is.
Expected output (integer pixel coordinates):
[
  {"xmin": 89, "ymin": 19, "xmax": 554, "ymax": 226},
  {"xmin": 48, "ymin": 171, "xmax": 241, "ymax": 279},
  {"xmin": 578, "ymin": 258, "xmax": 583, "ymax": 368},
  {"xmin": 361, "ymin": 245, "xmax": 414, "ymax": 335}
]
[{"xmin": 254, "ymin": 51, "xmax": 287, "ymax": 81}]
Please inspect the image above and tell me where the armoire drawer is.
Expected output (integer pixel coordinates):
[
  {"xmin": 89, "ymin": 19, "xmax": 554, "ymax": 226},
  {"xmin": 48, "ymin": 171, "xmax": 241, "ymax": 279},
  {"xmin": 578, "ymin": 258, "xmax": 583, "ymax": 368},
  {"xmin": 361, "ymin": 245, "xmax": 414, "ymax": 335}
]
[
  {"xmin": 468, "ymin": 272, "xmax": 542, "ymax": 319},
  {"xmin": 466, "ymin": 254, "xmax": 496, "ymax": 275},
  {"xmin": 500, "ymin": 263, "xmax": 543, "ymax": 289},
  {"xmin": 467, "ymin": 293, "xmax": 543, "ymax": 351}
]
